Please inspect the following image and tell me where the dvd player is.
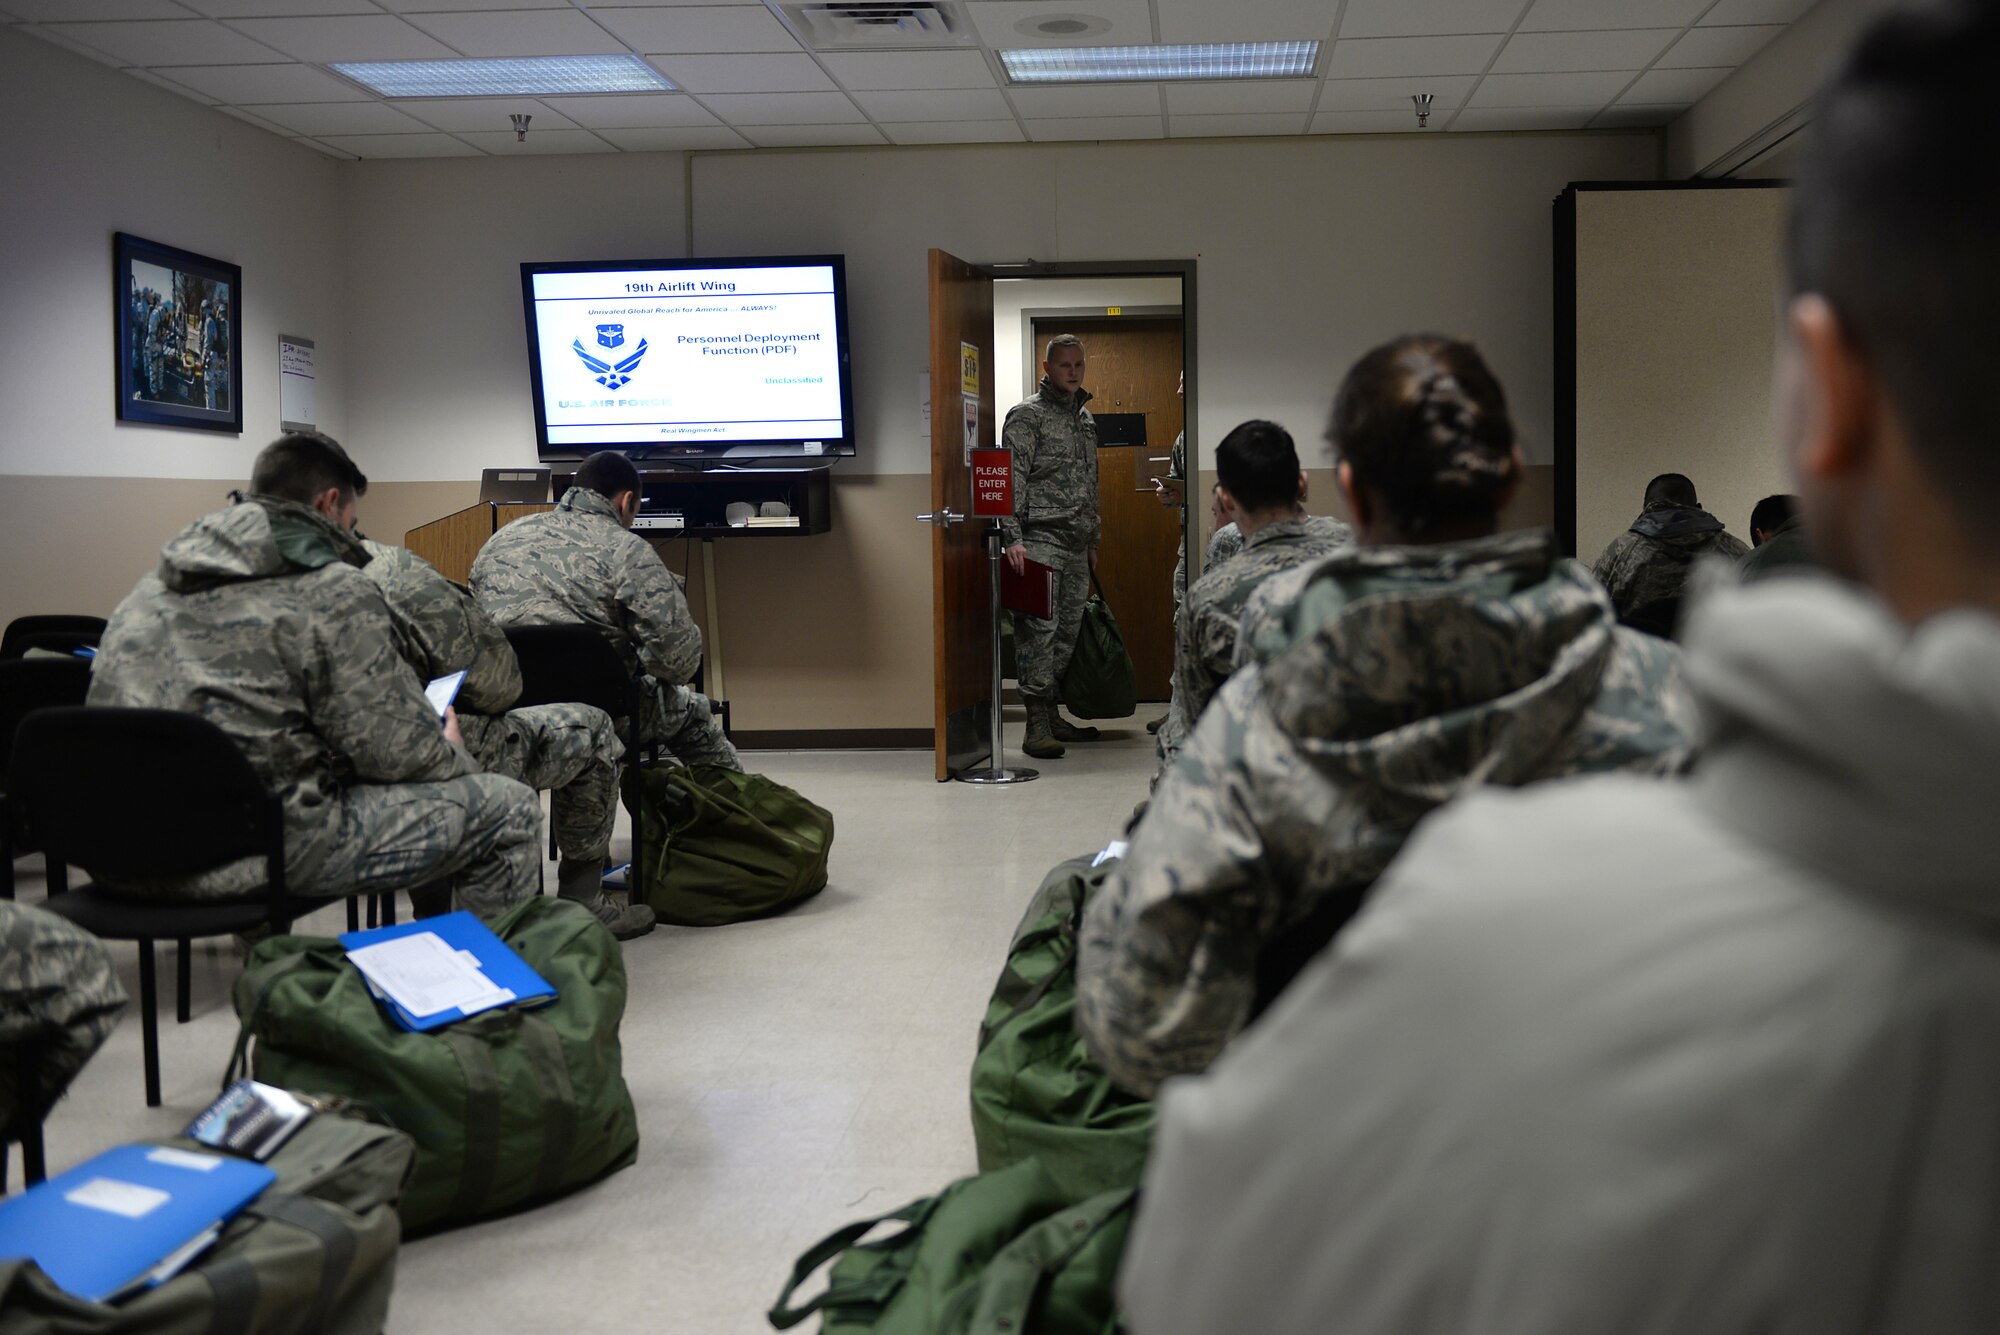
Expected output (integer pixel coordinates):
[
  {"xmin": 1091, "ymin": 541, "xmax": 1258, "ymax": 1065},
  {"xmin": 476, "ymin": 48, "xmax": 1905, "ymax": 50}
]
[{"xmin": 631, "ymin": 514, "xmax": 685, "ymax": 531}]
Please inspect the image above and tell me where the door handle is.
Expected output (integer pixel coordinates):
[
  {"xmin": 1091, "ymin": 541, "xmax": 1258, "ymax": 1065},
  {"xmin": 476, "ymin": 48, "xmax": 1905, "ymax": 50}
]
[{"xmin": 916, "ymin": 507, "xmax": 964, "ymax": 527}]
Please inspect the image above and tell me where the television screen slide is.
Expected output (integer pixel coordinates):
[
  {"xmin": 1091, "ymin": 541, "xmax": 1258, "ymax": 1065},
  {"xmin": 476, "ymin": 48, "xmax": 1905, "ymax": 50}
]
[{"xmin": 528, "ymin": 263, "xmax": 845, "ymax": 449}]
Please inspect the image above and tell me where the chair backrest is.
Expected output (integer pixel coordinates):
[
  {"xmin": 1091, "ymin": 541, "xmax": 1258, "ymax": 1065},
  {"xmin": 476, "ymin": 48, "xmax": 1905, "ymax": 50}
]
[
  {"xmin": 0, "ymin": 658, "xmax": 92, "ymax": 780},
  {"xmin": 504, "ymin": 625, "xmax": 637, "ymax": 720},
  {"xmin": 1619, "ymin": 596, "xmax": 1684, "ymax": 642},
  {"xmin": 0, "ymin": 616, "xmax": 107, "ymax": 661},
  {"xmin": 9, "ymin": 707, "xmax": 285, "ymax": 896}
]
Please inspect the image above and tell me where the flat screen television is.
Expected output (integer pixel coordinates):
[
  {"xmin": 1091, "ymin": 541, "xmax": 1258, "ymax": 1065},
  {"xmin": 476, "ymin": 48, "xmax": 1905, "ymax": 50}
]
[{"xmin": 521, "ymin": 254, "xmax": 854, "ymax": 462}]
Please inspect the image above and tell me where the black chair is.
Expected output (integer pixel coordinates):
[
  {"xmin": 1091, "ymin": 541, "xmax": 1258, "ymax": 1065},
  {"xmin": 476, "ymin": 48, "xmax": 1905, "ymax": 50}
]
[
  {"xmin": 0, "ymin": 657, "xmax": 91, "ymax": 901},
  {"xmin": 11, "ymin": 707, "xmax": 298, "ymax": 1107},
  {"xmin": 0, "ymin": 615, "xmax": 107, "ymax": 661},
  {"xmin": 7, "ymin": 630, "xmax": 102, "ymax": 660},
  {"xmin": 503, "ymin": 625, "xmax": 646, "ymax": 878},
  {"xmin": 1619, "ymin": 595, "xmax": 1685, "ymax": 642},
  {"xmin": 2, "ymin": 1043, "xmax": 49, "ymax": 1190}
]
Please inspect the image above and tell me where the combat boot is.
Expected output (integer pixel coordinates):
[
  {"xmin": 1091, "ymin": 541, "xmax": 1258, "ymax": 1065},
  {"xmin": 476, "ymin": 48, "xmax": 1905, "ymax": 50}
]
[
  {"xmin": 1021, "ymin": 697, "xmax": 1065, "ymax": 759},
  {"xmin": 558, "ymin": 858, "xmax": 656, "ymax": 941},
  {"xmin": 1050, "ymin": 711, "xmax": 1099, "ymax": 743}
]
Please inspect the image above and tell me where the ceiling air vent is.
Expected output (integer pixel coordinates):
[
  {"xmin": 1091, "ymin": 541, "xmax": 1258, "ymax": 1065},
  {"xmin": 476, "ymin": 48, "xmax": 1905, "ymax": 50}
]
[{"xmin": 782, "ymin": 2, "xmax": 976, "ymax": 50}]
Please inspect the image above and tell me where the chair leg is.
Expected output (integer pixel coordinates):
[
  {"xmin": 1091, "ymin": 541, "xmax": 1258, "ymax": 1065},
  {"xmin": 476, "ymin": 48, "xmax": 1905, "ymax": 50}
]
[
  {"xmin": 176, "ymin": 937, "xmax": 192, "ymax": 1023},
  {"xmin": 138, "ymin": 939, "xmax": 162, "ymax": 1107},
  {"xmin": 380, "ymin": 891, "xmax": 396, "ymax": 926},
  {"xmin": 22, "ymin": 1122, "xmax": 45, "ymax": 1186},
  {"xmin": 47, "ymin": 857, "xmax": 68, "ymax": 896},
  {"xmin": 347, "ymin": 896, "xmax": 361, "ymax": 932}
]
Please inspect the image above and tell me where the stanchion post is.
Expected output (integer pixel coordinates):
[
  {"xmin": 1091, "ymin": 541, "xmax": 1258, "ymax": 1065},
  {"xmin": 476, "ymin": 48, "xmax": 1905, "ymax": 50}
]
[{"xmin": 958, "ymin": 519, "xmax": 1037, "ymax": 785}]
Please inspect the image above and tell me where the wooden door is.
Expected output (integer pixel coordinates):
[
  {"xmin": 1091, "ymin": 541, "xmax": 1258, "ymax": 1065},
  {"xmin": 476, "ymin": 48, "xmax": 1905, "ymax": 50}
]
[
  {"xmin": 929, "ymin": 250, "xmax": 998, "ymax": 781},
  {"xmin": 1031, "ymin": 316, "xmax": 1184, "ymax": 700}
]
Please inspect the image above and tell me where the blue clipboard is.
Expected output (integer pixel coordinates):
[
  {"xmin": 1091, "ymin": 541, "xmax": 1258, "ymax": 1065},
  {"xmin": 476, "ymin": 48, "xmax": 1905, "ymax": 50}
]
[
  {"xmin": 338, "ymin": 910, "xmax": 557, "ymax": 1032},
  {"xmin": 0, "ymin": 1144, "xmax": 275, "ymax": 1302}
]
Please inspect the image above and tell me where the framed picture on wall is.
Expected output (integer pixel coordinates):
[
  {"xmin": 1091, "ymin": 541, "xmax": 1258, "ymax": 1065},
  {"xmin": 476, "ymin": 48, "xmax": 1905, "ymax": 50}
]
[{"xmin": 115, "ymin": 231, "xmax": 243, "ymax": 434}]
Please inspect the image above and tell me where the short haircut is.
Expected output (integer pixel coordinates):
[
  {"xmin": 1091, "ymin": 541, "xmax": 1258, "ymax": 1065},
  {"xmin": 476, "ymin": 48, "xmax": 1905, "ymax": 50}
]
[
  {"xmin": 1044, "ymin": 334, "xmax": 1084, "ymax": 362},
  {"xmin": 251, "ymin": 432, "xmax": 367, "ymax": 505},
  {"xmin": 1329, "ymin": 334, "xmax": 1518, "ymax": 539},
  {"xmin": 1644, "ymin": 473, "xmax": 1699, "ymax": 509},
  {"xmin": 1214, "ymin": 420, "xmax": 1302, "ymax": 514},
  {"xmin": 1788, "ymin": 0, "xmax": 2000, "ymax": 535},
  {"xmin": 1750, "ymin": 494, "xmax": 1799, "ymax": 539},
  {"xmin": 572, "ymin": 450, "xmax": 641, "ymax": 502}
]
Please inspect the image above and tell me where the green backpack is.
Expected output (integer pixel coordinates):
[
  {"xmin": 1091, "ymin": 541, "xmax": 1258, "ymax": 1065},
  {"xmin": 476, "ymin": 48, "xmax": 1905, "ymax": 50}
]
[
  {"xmin": 0, "ymin": 1103, "xmax": 414, "ymax": 1335},
  {"xmin": 228, "ymin": 897, "xmax": 639, "ymax": 1237},
  {"xmin": 1059, "ymin": 580, "xmax": 1137, "ymax": 721},
  {"xmin": 768, "ymin": 1157, "xmax": 1133, "ymax": 1335},
  {"xmin": 625, "ymin": 764, "xmax": 834, "ymax": 926},
  {"xmin": 971, "ymin": 855, "xmax": 1155, "ymax": 1205}
]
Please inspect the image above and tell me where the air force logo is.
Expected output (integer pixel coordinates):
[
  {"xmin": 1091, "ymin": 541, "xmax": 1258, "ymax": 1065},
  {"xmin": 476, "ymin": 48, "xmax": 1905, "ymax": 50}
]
[{"xmin": 573, "ymin": 331, "xmax": 648, "ymax": 390}]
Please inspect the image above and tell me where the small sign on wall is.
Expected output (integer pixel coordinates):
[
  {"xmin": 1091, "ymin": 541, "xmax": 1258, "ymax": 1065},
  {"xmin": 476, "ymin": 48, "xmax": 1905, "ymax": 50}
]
[
  {"xmin": 959, "ymin": 341, "xmax": 980, "ymax": 397},
  {"xmin": 279, "ymin": 335, "xmax": 315, "ymax": 432},
  {"xmin": 963, "ymin": 395, "xmax": 980, "ymax": 464}
]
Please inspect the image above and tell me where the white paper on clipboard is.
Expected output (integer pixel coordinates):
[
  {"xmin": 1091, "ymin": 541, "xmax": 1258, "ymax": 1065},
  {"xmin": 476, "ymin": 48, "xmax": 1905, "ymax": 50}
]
[{"xmin": 280, "ymin": 335, "xmax": 315, "ymax": 431}]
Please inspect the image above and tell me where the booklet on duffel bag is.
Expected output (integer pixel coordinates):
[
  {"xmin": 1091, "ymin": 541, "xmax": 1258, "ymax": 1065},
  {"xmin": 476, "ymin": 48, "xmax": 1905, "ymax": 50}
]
[{"xmin": 338, "ymin": 910, "xmax": 556, "ymax": 1032}]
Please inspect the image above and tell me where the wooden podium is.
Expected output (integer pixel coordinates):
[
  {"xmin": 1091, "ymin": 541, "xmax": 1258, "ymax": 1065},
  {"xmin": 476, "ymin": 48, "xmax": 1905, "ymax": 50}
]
[{"xmin": 405, "ymin": 502, "xmax": 552, "ymax": 584}]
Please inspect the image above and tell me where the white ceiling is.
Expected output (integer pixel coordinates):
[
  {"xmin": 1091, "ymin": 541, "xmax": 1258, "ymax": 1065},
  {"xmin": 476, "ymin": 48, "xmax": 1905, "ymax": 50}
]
[{"xmin": 2, "ymin": 0, "xmax": 1817, "ymax": 160}]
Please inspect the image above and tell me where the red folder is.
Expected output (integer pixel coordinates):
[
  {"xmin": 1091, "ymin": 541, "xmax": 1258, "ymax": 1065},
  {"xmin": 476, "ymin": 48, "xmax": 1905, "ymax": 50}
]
[{"xmin": 1002, "ymin": 554, "xmax": 1056, "ymax": 620}]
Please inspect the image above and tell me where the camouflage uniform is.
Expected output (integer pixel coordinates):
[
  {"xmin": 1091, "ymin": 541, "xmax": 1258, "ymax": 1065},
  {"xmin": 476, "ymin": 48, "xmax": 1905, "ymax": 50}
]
[
  {"xmin": 89, "ymin": 496, "xmax": 541, "ymax": 920},
  {"xmin": 1001, "ymin": 377, "xmax": 1100, "ymax": 698},
  {"xmin": 1591, "ymin": 502, "xmax": 1750, "ymax": 620},
  {"xmin": 1155, "ymin": 521, "xmax": 1245, "ymax": 753},
  {"xmin": 1157, "ymin": 514, "xmax": 1353, "ymax": 770},
  {"xmin": 470, "ymin": 487, "xmax": 741, "ymax": 772},
  {"xmin": 361, "ymin": 539, "xmax": 623, "ymax": 867},
  {"xmin": 1077, "ymin": 528, "xmax": 1697, "ymax": 1096},
  {"xmin": 0, "ymin": 901, "xmax": 126, "ymax": 1131}
]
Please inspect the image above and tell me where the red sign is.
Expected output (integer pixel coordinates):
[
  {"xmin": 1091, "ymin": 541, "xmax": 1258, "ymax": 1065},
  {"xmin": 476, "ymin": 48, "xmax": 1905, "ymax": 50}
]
[{"xmin": 971, "ymin": 448, "xmax": 1013, "ymax": 518}]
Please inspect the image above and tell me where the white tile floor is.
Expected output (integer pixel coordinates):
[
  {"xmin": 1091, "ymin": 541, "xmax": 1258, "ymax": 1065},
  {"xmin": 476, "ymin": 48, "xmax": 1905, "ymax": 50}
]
[{"xmin": 19, "ymin": 705, "xmax": 1165, "ymax": 1333}]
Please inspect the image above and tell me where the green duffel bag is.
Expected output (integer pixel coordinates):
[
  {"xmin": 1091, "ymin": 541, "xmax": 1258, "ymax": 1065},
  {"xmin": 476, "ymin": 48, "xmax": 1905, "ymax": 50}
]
[
  {"xmin": 0, "ymin": 1102, "xmax": 415, "ymax": 1334},
  {"xmin": 972, "ymin": 855, "xmax": 1155, "ymax": 1205},
  {"xmin": 228, "ymin": 897, "xmax": 638, "ymax": 1237},
  {"xmin": 626, "ymin": 764, "xmax": 834, "ymax": 926},
  {"xmin": 768, "ymin": 1160, "xmax": 1133, "ymax": 1335},
  {"xmin": 1058, "ymin": 578, "xmax": 1136, "ymax": 721}
]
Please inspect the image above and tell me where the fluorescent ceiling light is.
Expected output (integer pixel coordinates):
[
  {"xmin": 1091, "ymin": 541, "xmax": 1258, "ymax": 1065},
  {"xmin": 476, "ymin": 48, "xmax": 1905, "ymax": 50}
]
[
  {"xmin": 330, "ymin": 55, "xmax": 675, "ymax": 99},
  {"xmin": 999, "ymin": 41, "xmax": 1319, "ymax": 84}
]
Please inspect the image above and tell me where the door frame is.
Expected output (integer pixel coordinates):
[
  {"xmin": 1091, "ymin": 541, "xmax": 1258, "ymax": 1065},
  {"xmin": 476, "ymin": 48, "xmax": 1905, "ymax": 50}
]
[{"xmin": 982, "ymin": 258, "xmax": 1200, "ymax": 620}]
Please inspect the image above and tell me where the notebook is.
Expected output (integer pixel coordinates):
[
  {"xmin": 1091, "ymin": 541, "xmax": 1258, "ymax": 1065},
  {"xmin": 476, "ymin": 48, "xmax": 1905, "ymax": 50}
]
[
  {"xmin": 0, "ymin": 1144, "xmax": 275, "ymax": 1303},
  {"xmin": 338, "ymin": 910, "xmax": 557, "ymax": 1032},
  {"xmin": 1001, "ymin": 553, "xmax": 1056, "ymax": 620}
]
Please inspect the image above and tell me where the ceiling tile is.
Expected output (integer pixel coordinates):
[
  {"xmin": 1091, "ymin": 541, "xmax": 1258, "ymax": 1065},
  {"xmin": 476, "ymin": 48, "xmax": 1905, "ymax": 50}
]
[
  {"xmin": 5, "ymin": 0, "xmax": 187, "ymax": 17},
  {"xmin": 217, "ymin": 105, "xmax": 297, "ymax": 135},
  {"xmin": 125, "ymin": 68, "xmax": 223, "ymax": 102},
  {"xmin": 400, "ymin": 9, "xmax": 629, "ymax": 57},
  {"xmin": 1161, "ymin": 79, "xmax": 1315, "ymax": 113},
  {"xmin": 317, "ymin": 132, "xmax": 483, "ymax": 156},
  {"xmin": 1657, "ymin": 24, "xmax": 1783, "ymax": 67},
  {"xmin": 1316, "ymin": 74, "xmax": 1477, "ymax": 111},
  {"xmin": 242, "ymin": 99, "xmax": 432, "ymax": 133},
  {"xmin": 39, "ymin": 19, "xmax": 285, "ymax": 65},
  {"xmin": 181, "ymin": 0, "xmax": 385, "ymax": 15},
  {"xmin": 1517, "ymin": 0, "xmax": 1709, "ymax": 30},
  {"xmin": 1698, "ymin": 0, "xmax": 1815, "ymax": 23},
  {"xmin": 1490, "ymin": 27, "xmax": 1676, "ymax": 72},
  {"xmin": 741, "ymin": 123, "xmax": 887, "ymax": 146},
  {"xmin": 967, "ymin": 0, "xmax": 1154, "ymax": 49},
  {"xmin": 1025, "ymin": 115, "xmax": 1162, "ymax": 141},
  {"xmin": 1589, "ymin": 103, "xmax": 1681, "ymax": 127},
  {"xmin": 1449, "ymin": 105, "xmax": 1593, "ymax": 130},
  {"xmin": 592, "ymin": 5, "xmax": 800, "ymax": 54},
  {"xmin": 1327, "ymin": 34, "xmax": 1504, "ymax": 78},
  {"xmin": 883, "ymin": 120, "xmax": 1025, "ymax": 144},
  {"xmin": 1308, "ymin": 108, "xmax": 1426, "ymax": 134},
  {"xmin": 455, "ymin": 127, "xmax": 617, "ymax": 152},
  {"xmin": 817, "ymin": 50, "xmax": 996, "ymax": 90},
  {"xmin": 1468, "ymin": 69, "xmax": 1633, "ymax": 106},
  {"xmin": 1007, "ymin": 83, "xmax": 1159, "ymax": 118},
  {"xmin": 650, "ymin": 51, "xmax": 833, "ymax": 92},
  {"xmin": 597, "ymin": 125, "xmax": 752, "ymax": 150},
  {"xmin": 226, "ymin": 15, "xmax": 457, "ymax": 62},
  {"xmin": 536, "ymin": 92, "xmax": 718, "ymax": 127},
  {"xmin": 1155, "ymin": 0, "xmax": 1336, "ymax": 43},
  {"xmin": 1168, "ymin": 112, "xmax": 1307, "ymax": 138},
  {"xmin": 153, "ymin": 61, "xmax": 373, "ymax": 102},
  {"xmin": 852, "ymin": 87, "xmax": 1009, "ymax": 121},
  {"xmin": 697, "ymin": 90, "xmax": 863, "ymax": 122},
  {"xmin": 373, "ymin": 0, "xmax": 571, "ymax": 10},
  {"xmin": 1617, "ymin": 65, "xmax": 1728, "ymax": 103},
  {"xmin": 1339, "ymin": 0, "xmax": 1528, "ymax": 40},
  {"xmin": 391, "ymin": 97, "xmax": 580, "ymax": 131}
]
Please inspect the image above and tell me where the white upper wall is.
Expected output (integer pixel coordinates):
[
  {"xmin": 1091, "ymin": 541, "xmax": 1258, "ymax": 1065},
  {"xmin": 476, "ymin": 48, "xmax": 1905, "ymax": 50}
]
[
  {"xmin": 0, "ymin": 25, "xmax": 345, "ymax": 480},
  {"xmin": 696, "ymin": 134, "xmax": 1656, "ymax": 475}
]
